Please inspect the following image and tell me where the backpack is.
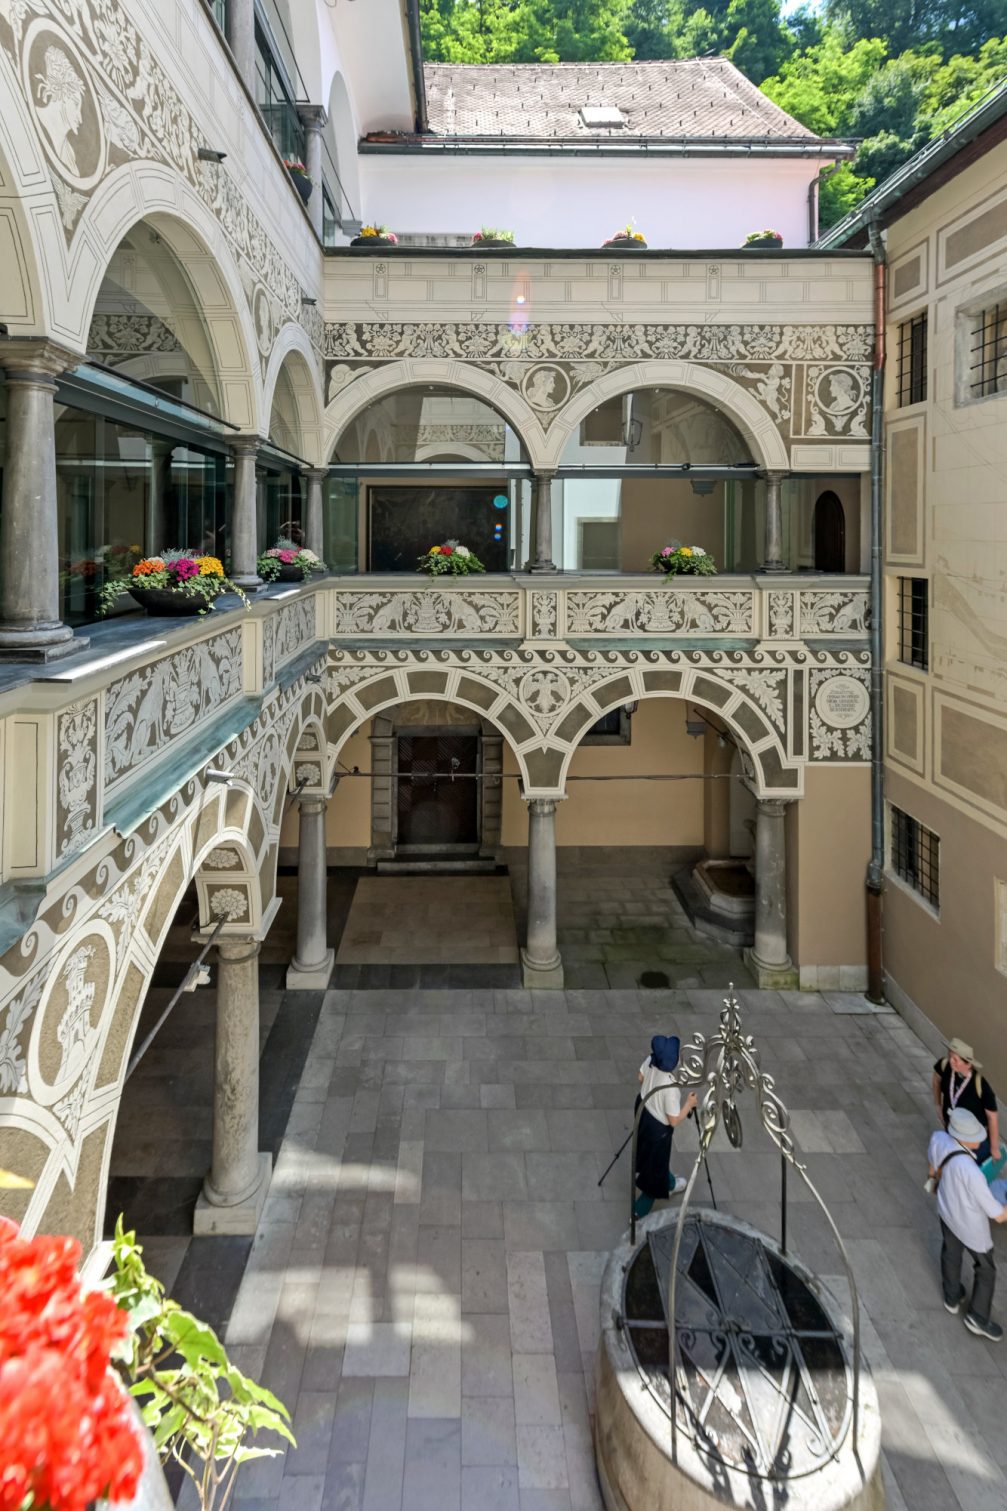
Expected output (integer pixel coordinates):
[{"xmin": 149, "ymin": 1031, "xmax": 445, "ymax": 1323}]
[{"xmin": 925, "ymin": 1146, "xmax": 971, "ymax": 1195}]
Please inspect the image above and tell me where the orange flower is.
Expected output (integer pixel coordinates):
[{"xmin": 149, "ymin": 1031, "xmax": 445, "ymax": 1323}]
[{"xmin": 131, "ymin": 557, "xmax": 165, "ymax": 577}]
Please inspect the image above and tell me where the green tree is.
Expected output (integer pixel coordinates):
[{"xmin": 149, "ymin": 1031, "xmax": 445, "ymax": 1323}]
[
  {"xmin": 760, "ymin": 30, "xmax": 888, "ymax": 135},
  {"xmin": 825, "ymin": 0, "xmax": 1005, "ymax": 55},
  {"xmin": 625, "ymin": 0, "xmax": 675, "ymax": 58}
]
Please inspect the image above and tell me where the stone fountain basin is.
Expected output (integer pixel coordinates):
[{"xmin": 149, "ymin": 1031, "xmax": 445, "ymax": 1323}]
[{"xmin": 594, "ymin": 1209, "xmax": 885, "ymax": 1511}]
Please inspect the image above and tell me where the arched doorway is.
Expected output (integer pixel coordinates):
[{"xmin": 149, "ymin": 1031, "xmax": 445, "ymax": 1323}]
[{"xmin": 813, "ymin": 490, "xmax": 846, "ymax": 572}]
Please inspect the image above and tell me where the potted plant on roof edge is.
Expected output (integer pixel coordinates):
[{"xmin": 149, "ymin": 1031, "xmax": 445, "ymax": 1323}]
[
  {"xmin": 603, "ymin": 224, "xmax": 647, "ymax": 248},
  {"xmin": 350, "ymin": 224, "xmax": 399, "ymax": 247},
  {"xmin": 99, "ymin": 551, "xmax": 250, "ymax": 617},
  {"xmin": 743, "ymin": 229, "xmax": 783, "ymax": 249},
  {"xmin": 471, "ymin": 227, "xmax": 516, "ymax": 248},
  {"xmin": 284, "ymin": 158, "xmax": 312, "ymax": 205},
  {"xmin": 258, "ymin": 539, "xmax": 327, "ymax": 582}
]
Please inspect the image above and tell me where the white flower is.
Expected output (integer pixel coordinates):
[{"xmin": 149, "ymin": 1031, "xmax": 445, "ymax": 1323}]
[
  {"xmin": 299, "ymin": 549, "xmax": 319, "ymax": 562},
  {"xmin": 455, "ymin": 546, "xmax": 471, "ymax": 558},
  {"xmin": 691, "ymin": 546, "xmax": 706, "ymax": 556}
]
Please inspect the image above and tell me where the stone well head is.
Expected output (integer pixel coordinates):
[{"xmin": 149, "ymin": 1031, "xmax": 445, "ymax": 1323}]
[{"xmin": 594, "ymin": 987, "xmax": 884, "ymax": 1511}]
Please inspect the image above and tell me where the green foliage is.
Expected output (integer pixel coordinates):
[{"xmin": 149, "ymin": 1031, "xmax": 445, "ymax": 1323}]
[
  {"xmin": 419, "ymin": 0, "xmax": 1006, "ymax": 230},
  {"xmin": 107, "ymin": 1218, "xmax": 295, "ymax": 1511}
]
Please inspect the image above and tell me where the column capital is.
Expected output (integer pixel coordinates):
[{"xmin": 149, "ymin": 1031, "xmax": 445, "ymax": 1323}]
[
  {"xmin": 1, "ymin": 337, "xmax": 80, "ymax": 383},
  {"xmin": 301, "ymin": 466, "xmax": 328, "ymax": 483},
  {"xmin": 295, "ymin": 792, "xmax": 328, "ymax": 814},
  {"xmin": 532, "ymin": 469, "xmax": 557, "ymax": 482},
  {"xmin": 525, "ymin": 796, "xmax": 559, "ymax": 816},
  {"xmin": 231, "ymin": 434, "xmax": 264, "ymax": 459},
  {"xmin": 297, "ymin": 103, "xmax": 329, "ymax": 131},
  {"xmin": 758, "ymin": 468, "xmax": 790, "ymax": 485},
  {"xmin": 756, "ymin": 796, "xmax": 794, "ymax": 816}
]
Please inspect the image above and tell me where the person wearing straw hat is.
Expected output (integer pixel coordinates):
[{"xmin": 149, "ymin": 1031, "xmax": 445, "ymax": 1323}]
[
  {"xmin": 927, "ymin": 1107, "xmax": 1007, "ymax": 1342},
  {"xmin": 633, "ymin": 1034, "xmax": 697, "ymax": 1220},
  {"xmin": 932, "ymin": 1037, "xmax": 1000, "ymax": 1167}
]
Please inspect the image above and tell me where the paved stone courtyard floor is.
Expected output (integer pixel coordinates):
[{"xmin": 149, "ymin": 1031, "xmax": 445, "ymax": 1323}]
[{"xmin": 134, "ymin": 974, "xmax": 1007, "ymax": 1511}]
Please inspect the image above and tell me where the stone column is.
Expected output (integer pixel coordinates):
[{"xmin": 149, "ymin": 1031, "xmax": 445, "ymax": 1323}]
[
  {"xmin": 760, "ymin": 470, "xmax": 788, "ymax": 573},
  {"xmin": 194, "ymin": 937, "xmax": 271, "ymax": 1234},
  {"xmin": 145, "ymin": 438, "xmax": 175, "ymax": 557},
  {"xmin": 527, "ymin": 472, "xmax": 557, "ymax": 573},
  {"xmin": 744, "ymin": 798, "xmax": 798, "ymax": 988},
  {"xmin": 286, "ymin": 795, "xmax": 334, "ymax": 989},
  {"xmin": 224, "ymin": 0, "xmax": 256, "ymax": 95},
  {"xmin": 521, "ymin": 798, "xmax": 564, "ymax": 988},
  {"xmin": 298, "ymin": 105, "xmax": 328, "ymax": 238},
  {"xmin": 0, "ymin": 343, "xmax": 78, "ymax": 661},
  {"xmin": 230, "ymin": 437, "xmax": 262, "ymax": 589},
  {"xmin": 302, "ymin": 467, "xmax": 327, "ymax": 559}
]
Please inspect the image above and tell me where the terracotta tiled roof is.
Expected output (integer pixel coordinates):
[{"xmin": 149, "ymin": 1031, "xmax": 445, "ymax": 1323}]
[{"xmin": 422, "ymin": 58, "xmax": 818, "ymax": 141}]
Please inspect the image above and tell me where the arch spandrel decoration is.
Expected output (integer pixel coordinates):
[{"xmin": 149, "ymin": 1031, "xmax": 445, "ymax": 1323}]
[{"xmin": 324, "ymin": 654, "xmax": 806, "ymax": 800}]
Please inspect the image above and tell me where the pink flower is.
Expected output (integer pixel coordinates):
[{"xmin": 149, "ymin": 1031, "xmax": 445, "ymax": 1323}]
[
  {"xmin": 172, "ymin": 559, "xmax": 199, "ymax": 580},
  {"xmin": 661, "ymin": 547, "xmax": 673, "ymax": 556},
  {"xmin": 278, "ymin": 549, "xmax": 297, "ymax": 564}
]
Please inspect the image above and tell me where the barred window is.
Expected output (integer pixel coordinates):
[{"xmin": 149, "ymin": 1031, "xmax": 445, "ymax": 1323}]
[
  {"xmin": 896, "ymin": 313, "xmax": 927, "ymax": 406},
  {"xmin": 897, "ymin": 577, "xmax": 928, "ymax": 671},
  {"xmin": 890, "ymin": 806, "xmax": 939, "ymax": 910},
  {"xmin": 969, "ymin": 304, "xmax": 1007, "ymax": 398}
]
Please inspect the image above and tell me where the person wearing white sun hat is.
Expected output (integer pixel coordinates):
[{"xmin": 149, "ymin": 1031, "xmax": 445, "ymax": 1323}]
[
  {"xmin": 927, "ymin": 1106, "xmax": 1007, "ymax": 1342},
  {"xmin": 932, "ymin": 1035, "xmax": 1000, "ymax": 1167}
]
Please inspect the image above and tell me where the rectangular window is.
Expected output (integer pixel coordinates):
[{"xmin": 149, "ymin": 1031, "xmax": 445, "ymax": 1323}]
[
  {"xmin": 582, "ymin": 706, "xmax": 633, "ymax": 745},
  {"xmin": 209, "ymin": 0, "xmax": 226, "ymax": 28},
  {"xmin": 890, "ymin": 805, "xmax": 939, "ymax": 910},
  {"xmin": 255, "ymin": 24, "xmax": 305, "ymax": 164},
  {"xmin": 968, "ymin": 303, "xmax": 1007, "ymax": 399},
  {"xmin": 897, "ymin": 576, "xmax": 928, "ymax": 670},
  {"xmin": 580, "ymin": 397, "xmax": 623, "ymax": 445},
  {"xmin": 578, "ymin": 519, "xmax": 620, "ymax": 571},
  {"xmin": 896, "ymin": 313, "xmax": 927, "ymax": 406}
]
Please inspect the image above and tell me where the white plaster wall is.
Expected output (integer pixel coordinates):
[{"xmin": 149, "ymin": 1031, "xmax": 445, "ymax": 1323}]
[{"xmin": 359, "ymin": 154, "xmax": 821, "ymax": 249}]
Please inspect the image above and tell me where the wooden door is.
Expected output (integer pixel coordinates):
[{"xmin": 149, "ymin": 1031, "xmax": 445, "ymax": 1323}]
[{"xmin": 397, "ymin": 735, "xmax": 479, "ymax": 847}]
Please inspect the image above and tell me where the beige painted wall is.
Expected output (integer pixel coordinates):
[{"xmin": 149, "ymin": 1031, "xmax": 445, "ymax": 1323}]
[
  {"xmin": 618, "ymin": 479, "xmax": 726, "ymax": 572},
  {"xmin": 885, "ymin": 769, "xmax": 1007, "ymax": 1092},
  {"xmin": 787, "ymin": 764, "xmax": 870, "ymax": 968},
  {"xmin": 280, "ymin": 724, "xmax": 373, "ymax": 853},
  {"xmin": 501, "ymin": 697, "xmax": 705, "ymax": 846},
  {"xmin": 881, "ymin": 135, "xmax": 1007, "ymax": 1050}
]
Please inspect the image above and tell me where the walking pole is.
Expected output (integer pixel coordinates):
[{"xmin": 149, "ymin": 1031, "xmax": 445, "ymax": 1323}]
[{"xmin": 597, "ymin": 1128, "xmax": 634, "ymax": 1187}]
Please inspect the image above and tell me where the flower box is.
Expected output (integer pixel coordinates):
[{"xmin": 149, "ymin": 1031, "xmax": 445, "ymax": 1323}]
[
  {"xmin": 650, "ymin": 542, "xmax": 718, "ymax": 578},
  {"xmin": 744, "ymin": 231, "xmax": 783, "ymax": 249},
  {"xmin": 100, "ymin": 553, "xmax": 249, "ymax": 618},
  {"xmin": 471, "ymin": 228, "xmax": 516, "ymax": 249},
  {"xmin": 284, "ymin": 159, "xmax": 312, "ymax": 205},
  {"xmin": 258, "ymin": 542, "xmax": 326, "ymax": 583},
  {"xmin": 351, "ymin": 225, "xmax": 398, "ymax": 247},
  {"xmin": 604, "ymin": 234, "xmax": 647, "ymax": 248},
  {"xmin": 417, "ymin": 541, "xmax": 486, "ymax": 577},
  {"xmin": 128, "ymin": 586, "xmax": 210, "ymax": 616}
]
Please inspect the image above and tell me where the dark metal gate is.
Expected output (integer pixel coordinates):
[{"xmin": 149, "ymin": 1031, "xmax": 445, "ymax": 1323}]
[{"xmin": 396, "ymin": 735, "xmax": 479, "ymax": 848}]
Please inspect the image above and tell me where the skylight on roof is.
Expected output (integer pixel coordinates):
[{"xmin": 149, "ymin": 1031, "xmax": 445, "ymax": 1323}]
[{"xmin": 580, "ymin": 106, "xmax": 625, "ymax": 128}]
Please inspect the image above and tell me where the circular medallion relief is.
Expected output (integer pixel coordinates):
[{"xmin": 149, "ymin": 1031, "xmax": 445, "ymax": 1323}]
[
  {"xmin": 813, "ymin": 367, "xmax": 863, "ymax": 420},
  {"xmin": 520, "ymin": 364, "xmax": 571, "ymax": 413},
  {"xmin": 22, "ymin": 19, "xmax": 106, "ymax": 190},
  {"xmin": 814, "ymin": 674, "xmax": 869, "ymax": 730},
  {"xmin": 519, "ymin": 669, "xmax": 571, "ymax": 719},
  {"xmin": 252, "ymin": 286, "xmax": 273, "ymax": 357},
  {"xmin": 29, "ymin": 927, "xmax": 114, "ymax": 1104}
]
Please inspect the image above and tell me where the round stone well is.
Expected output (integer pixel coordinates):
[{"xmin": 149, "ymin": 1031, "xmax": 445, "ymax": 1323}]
[{"xmin": 595, "ymin": 1208, "xmax": 884, "ymax": 1511}]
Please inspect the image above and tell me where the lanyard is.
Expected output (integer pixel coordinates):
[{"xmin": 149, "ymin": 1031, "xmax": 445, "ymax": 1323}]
[{"xmin": 949, "ymin": 1069, "xmax": 972, "ymax": 1109}]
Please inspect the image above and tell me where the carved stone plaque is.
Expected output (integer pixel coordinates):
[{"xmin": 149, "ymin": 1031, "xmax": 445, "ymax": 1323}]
[{"xmin": 813, "ymin": 674, "xmax": 870, "ymax": 729}]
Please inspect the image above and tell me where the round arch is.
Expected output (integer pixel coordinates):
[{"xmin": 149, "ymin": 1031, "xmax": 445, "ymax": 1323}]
[
  {"xmin": 327, "ymin": 674, "xmax": 535, "ymax": 792},
  {"xmin": 551, "ymin": 671, "xmax": 801, "ymax": 800},
  {"xmin": 63, "ymin": 163, "xmax": 262, "ymax": 431},
  {"xmin": 263, "ymin": 329, "xmax": 325, "ymax": 465},
  {"xmin": 540, "ymin": 361, "xmax": 791, "ymax": 472},
  {"xmin": 323, "ymin": 360, "xmax": 546, "ymax": 467},
  {"xmin": 323, "ymin": 70, "xmax": 360, "ymax": 227}
]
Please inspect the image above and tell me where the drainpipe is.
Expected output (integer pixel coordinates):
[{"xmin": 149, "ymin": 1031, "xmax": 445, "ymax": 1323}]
[{"xmin": 865, "ymin": 218, "xmax": 886, "ymax": 1004}]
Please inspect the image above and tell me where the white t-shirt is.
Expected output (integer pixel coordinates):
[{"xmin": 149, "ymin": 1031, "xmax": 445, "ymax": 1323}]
[
  {"xmin": 928, "ymin": 1129, "xmax": 1004, "ymax": 1252},
  {"xmin": 639, "ymin": 1057, "xmax": 682, "ymax": 1126}
]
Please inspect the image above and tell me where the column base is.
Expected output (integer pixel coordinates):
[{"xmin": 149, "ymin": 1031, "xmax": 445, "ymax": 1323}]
[
  {"xmin": 232, "ymin": 574, "xmax": 264, "ymax": 592},
  {"xmin": 526, "ymin": 560, "xmax": 558, "ymax": 574},
  {"xmin": 286, "ymin": 947, "xmax": 335, "ymax": 990},
  {"xmin": 521, "ymin": 949, "xmax": 564, "ymax": 989},
  {"xmin": 193, "ymin": 1152, "xmax": 271, "ymax": 1235},
  {"xmin": 758, "ymin": 562, "xmax": 788, "ymax": 574},
  {"xmin": 743, "ymin": 948, "xmax": 798, "ymax": 990},
  {"xmin": 0, "ymin": 624, "xmax": 82, "ymax": 662}
]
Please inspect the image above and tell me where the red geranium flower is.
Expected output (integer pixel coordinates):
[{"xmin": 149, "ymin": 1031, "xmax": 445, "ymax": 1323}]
[
  {"xmin": 440, "ymin": 545, "xmax": 453, "ymax": 556},
  {"xmin": 0, "ymin": 1225, "xmax": 143, "ymax": 1511}
]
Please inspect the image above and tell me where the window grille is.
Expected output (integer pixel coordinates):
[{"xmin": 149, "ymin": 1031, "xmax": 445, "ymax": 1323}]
[
  {"xmin": 969, "ymin": 304, "xmax": 1007, "ymax": 399},
  {"xmin": 890, "ymin": 806, "xmax": 939, "ymax": 909},
  {"xmin": 896, "ymin": 313, "xmax": 927, "ymax": 406},
  {"xmin": 897, "ymin": 576, "xmax": 928, "ymax": 670}
]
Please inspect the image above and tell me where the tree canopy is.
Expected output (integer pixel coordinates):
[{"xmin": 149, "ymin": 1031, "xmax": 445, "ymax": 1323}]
[{"xmin": 419, "ymin": 0, "xmax": 1006, "ymax": 226}]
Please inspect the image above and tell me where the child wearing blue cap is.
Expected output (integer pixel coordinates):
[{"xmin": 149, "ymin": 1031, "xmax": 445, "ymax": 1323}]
[{"xmin": 634, "ymin": 1034, "xmax": 697, "ymax": 1219}]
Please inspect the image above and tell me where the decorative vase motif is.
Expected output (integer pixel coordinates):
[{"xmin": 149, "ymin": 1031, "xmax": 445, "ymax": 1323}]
[
  {"xmin": 746, "ymin": 235, "xmax": 783, "ymax": 249},
  {"xmin": 289, "ymin": 170, "xmax": 312, "ymax": 205},
  {"xmin": 128, "ymin": 587, "xmax": 212, "ymax": 616}
]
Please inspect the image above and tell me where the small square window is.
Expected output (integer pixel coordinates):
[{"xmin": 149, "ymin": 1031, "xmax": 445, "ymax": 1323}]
[
  {"xmin": 580, "ymin": 397, "xmax": 624, "ymax": 445},
  {"xmin": 896, "ymin": 313, "xmax": 927, "ymax": 406},
  {"xmin": 968, "ymin": 304, "xmax": 1007, "ymax": 399},
  {"xmin": 582, "ymin": 706, "xmax": 633, "ymax": 745},
  {"xmin": 890, "ymin": 805, "xmax": 939, "ymax": 910},
  {"xmin": 897, "ymin": 576, "xmax": 928, "ymax": 671}
]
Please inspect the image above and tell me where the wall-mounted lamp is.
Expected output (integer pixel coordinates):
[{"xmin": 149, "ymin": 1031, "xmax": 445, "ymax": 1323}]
[
  {"xmin": 690, "ymin": 480, "xmax": 715, "ymax": 496},
  {"xmin": 197, "ymin": 148, "xmax": 227, "ymax": 162},
  {"xmin": 205, "ymin": 768, "xmax": 235, "ymax": 787},
  {"xmin": 685, "ymin": 711, "xmax": 706, "ymax": 738},
  {"xmin": 301, "ymin": 296, "xmax": 317, "ymax": 307},
  {"xmin": 623, "ymin": 418, "xmax": 643, "ymax": 450}
]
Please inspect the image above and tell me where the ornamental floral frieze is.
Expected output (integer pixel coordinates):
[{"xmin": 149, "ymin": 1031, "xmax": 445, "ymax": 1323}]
[
  {"xmin": 104, "ymin": 629, "xmax": 242, "ymax": 786},
  {"xmin": 565, "ymin": 589, "xmax": 753, "ymax": 636},
  {"xmin": 333, "ymin": 590, "xmax": 521, "ymax": 638},
  {"xmin": 799, "ymin": 590, "xmax": 870, "ymax": 636},
  {"xmin": 87, "ymin": 312, "xmax": 180, "ymax": 356},
  {"xmin": 56, "ymin": 696, "xmax": 98, "ymax": 859},
  {"xmin": 0, "ymin": 0, "xmax": 309, "ymax": 355},
  {"xmin": 263, "ymin": 597, "xmax": 317, "ymax": 684}
]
